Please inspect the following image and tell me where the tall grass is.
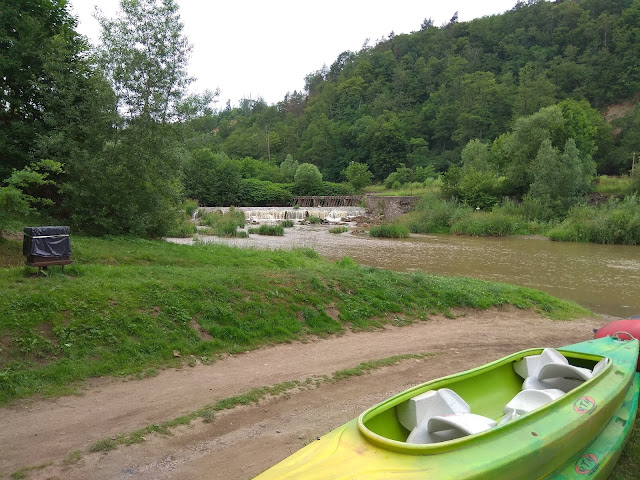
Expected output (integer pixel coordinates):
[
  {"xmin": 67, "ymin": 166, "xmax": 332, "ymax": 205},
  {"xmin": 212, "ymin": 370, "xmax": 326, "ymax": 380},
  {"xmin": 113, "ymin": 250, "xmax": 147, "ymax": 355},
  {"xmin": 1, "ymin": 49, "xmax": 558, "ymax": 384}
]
[
  {"xmin": 399, "ymin": 193, "xmax": 462, "ymax": 233},
  {"xmin": 548, "ymin": 196, "xmax": 640, "ymax": 244},
  {"xmin": 364, "ymin": 178, "xmax": 442, "ymax": 197},
  {"xmin": 593, "ymin": 175, "xmax": 632, "ymax": 195},
  {"xmin": 369, "ymin": 225, "xmax": 410, "ymax": 238},
  {"xmin": 0, "ymin": 236, "xmax": 588, "ymax": 404},
  {"xmin": 199, "ymin": 207, "xmax": 245, "ymax": 237},
  {"xmin": 248, "ymin": 224, "xmax": 284, "ymax": 236}
]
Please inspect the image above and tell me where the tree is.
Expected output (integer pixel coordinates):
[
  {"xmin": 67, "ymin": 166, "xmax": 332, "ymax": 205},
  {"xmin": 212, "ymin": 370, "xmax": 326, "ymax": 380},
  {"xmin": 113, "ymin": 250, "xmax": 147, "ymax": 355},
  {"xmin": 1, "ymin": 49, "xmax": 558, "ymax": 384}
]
[
  {"xmin": 279, "ymin": 154, "xmax": 299, "ymax": 182},
  {"xmin": 95, "ymin": 0, "xmax": 193, "ymax": 122},
  {"xmin": 0, "ymin": 0, "xmax": 100, "ymax": 179},
  {"xmin": 294, "ymin": 164, "xmax": 323, "ymax": 195},
  {"xmin": 527, "ymin": 139, "xmax": 590, "ymax": 219},
  {"xmin": 344, "ymin": 162, "xmax": 372, "ymax": 193},
  {"xmin": 67, "ymin": 0, "xmax": 194, "ymax": 236},
  {"xmin": 1, "ymin": 160, "xmax": 63, "ymax": 236}
]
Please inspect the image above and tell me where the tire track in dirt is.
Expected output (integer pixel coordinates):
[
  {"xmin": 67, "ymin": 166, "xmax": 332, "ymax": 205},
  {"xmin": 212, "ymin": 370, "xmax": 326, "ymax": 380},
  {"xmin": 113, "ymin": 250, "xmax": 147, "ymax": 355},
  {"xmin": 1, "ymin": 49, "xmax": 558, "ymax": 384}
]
[{"xmin": 1, "ymin": 308, "xmax": 603, "ymax": 479}]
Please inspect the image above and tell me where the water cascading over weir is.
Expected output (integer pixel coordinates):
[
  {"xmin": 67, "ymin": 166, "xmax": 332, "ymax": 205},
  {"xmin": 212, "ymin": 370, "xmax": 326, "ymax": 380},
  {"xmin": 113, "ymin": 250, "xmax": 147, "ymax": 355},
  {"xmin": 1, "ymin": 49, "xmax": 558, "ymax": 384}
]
[{"xmin": 200, "ymin": 205, "xmax": 366, "ymax": 223}]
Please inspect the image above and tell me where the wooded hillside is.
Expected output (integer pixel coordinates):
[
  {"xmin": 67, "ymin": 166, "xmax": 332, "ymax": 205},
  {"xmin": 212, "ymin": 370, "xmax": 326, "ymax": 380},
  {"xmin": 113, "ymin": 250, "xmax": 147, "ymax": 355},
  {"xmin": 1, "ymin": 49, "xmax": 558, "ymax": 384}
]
[{"xmin": 203, "ymin": 0, "xmax": 640, "ymax": 180}]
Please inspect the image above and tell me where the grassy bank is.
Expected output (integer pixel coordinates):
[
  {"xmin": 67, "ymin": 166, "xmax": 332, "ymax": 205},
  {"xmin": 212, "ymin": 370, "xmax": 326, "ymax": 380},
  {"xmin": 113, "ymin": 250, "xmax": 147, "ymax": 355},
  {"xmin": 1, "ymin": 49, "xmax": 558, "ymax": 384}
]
[{"xmin": 0, "ymin": 236, "xmax": 589, "ymax": 404}]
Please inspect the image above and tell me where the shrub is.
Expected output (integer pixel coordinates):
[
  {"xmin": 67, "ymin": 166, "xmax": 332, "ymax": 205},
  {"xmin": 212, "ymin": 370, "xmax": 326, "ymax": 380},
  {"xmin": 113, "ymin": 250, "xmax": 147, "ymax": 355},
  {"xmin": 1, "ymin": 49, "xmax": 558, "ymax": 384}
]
[
  {"xmin": 631, "ymin": 168, "xmax": 640, "ymax": 196},
  {"xmin": 199, "ymin": 208, "xmax": 245, "ymax": 237},
  {"xmin": 329, "ymin": 226, "xmax": 348, "ymax": 234},
  {"xmin": 294, "ymin": 163, "xmax": 323, "ymax": 195},
  {"xmin": 548, "ymin": 196, "xmax": 640, "ymax": 244},
  {"xmin": 165, "ymin": 220, "xmax": 196, "ymax": 237},
  {"xmin": 248, "ymin": 224, "xmax": 284, "ymax": 236},
  {"xmin": 450, "ymin": 211, "xmax": 524, "ymax": 236},
  {"xmin": 280, "ymin": 220, "xmax": 294, "ymax": 228},
  {"xmin": 183, "ymin": 199, "xmax": 199, "ymax": 218},
  {"xmin": 369, "ymin": 225, "xmax": 410, "ymax": 238},
  {"xmin": 307, "ymin": 216, "xmax": 322, "ymax": 224},
  {"xmin": 238, "ymin": 179, "xmax": 292, "ymax": 206},
  {"xmin": 399, "ymin": 194, "xmax": 461, "ymax": 233}
]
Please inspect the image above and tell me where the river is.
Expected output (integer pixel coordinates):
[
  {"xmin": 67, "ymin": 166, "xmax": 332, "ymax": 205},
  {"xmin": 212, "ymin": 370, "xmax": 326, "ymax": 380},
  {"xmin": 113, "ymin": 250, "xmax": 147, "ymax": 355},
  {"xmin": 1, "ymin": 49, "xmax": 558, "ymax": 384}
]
[{"xmin": 168, "ymin": 224, "xmax": 640, "ymax": 318}]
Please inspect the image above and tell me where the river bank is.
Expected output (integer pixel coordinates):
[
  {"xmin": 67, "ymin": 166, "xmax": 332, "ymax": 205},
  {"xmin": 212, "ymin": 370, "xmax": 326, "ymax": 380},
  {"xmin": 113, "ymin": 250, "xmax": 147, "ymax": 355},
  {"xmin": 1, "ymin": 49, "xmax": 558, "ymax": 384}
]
[{"xmin": 168, "ymin": 223, "xmax": 640, "ymax": 318}]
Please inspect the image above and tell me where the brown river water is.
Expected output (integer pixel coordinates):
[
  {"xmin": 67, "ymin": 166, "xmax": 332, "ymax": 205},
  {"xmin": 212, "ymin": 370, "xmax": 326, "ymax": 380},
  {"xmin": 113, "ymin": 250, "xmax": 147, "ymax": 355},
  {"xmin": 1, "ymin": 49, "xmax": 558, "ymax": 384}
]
[{"xmin": 168, "ymin": 223, "xmax": 640, "ymax": 318}]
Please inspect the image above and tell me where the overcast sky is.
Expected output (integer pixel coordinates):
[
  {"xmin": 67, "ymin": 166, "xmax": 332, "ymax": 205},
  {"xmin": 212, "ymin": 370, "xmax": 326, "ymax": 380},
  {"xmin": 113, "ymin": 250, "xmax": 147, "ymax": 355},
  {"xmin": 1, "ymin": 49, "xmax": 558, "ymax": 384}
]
[{"xmin": 69, "ymin": 0, "xmax": 518, "ymax": 108}]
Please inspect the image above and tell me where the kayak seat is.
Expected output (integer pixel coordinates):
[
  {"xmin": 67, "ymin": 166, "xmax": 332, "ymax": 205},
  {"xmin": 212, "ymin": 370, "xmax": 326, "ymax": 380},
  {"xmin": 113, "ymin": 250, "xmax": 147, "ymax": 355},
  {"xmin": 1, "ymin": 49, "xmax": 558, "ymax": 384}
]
[
  {"xmin": 397, "ymin": 388, "xmax": 469, "ymax": 431},
  {"xmin": 513, "ymin": 348, "xmax": 569, "ymax": 379},
  {"xmin": 407, "ymin": 413, "xmax": 497, "ymax": 444},
  {"xmin": 398, "ymin": 389, "xmax": 496, "ymax": 444},
  {"xmin": 515, "ymin": 349, "xmax": 609, "ymax": 393},
  {"xmin": 498, "ymin": 388, "xmax": 565, "ymax": 425}
]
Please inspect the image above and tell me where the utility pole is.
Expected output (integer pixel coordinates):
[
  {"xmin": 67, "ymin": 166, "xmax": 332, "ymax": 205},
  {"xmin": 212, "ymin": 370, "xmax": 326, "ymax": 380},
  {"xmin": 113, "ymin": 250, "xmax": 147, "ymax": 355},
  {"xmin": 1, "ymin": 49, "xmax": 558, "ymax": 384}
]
[{"xmin": 266, "ymin": 124, "xmax": 271, "ymax": 161}]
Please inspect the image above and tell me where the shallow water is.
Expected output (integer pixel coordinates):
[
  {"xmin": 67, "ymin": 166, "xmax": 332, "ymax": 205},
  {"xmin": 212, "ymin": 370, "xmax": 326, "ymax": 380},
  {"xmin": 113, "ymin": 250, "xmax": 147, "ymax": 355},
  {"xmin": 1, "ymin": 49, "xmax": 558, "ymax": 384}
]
[{"xmin": 168, "ymin": 224, "xmax": 640, "ymax": 317}]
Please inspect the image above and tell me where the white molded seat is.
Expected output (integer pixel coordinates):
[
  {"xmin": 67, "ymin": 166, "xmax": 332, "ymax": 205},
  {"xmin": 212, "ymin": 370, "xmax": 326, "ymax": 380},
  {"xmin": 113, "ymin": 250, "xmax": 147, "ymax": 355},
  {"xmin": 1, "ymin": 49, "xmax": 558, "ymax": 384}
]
[
  {"xmin": 397, "ymin": 388, "xmax": 469, "ymax": 431},
  {"xmin": 428, "ymin": 413, "xmax": 497, "ymax": 435},
  {"xmin": 515, "ymin": 349, "xmax": 608, "ymax": 394},
  {"xmin": 513, "ymin": 348, "xmax": 568, "ymax": 379},
  {"xmin": 538, "ymin": 363, "xmax": 593, "ymax": 381},
  {"xmin": 498, "ymin": 388, "xmax": 565, "ymax": 425},
  {"xmin": 406, "ymin": 413, "xmax": 497, "ymax": 444},
  {"xmin": 400, "ymin": 389, "xmax": 496, "ymax": 445},
  {"xmin": 592, "ymin": 358, "xmax": 609, "ymax": 375},
  {"xmin": 522, "ymin": 375, "xmax": 584, "ymax": 393}
]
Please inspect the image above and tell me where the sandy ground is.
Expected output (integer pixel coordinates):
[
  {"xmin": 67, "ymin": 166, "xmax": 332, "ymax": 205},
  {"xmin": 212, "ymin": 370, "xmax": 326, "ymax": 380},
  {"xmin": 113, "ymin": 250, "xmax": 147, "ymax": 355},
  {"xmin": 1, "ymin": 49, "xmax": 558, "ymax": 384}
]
[{"xmin": 0, "ymin": 308, "xmax": 606, "ymax": 480}]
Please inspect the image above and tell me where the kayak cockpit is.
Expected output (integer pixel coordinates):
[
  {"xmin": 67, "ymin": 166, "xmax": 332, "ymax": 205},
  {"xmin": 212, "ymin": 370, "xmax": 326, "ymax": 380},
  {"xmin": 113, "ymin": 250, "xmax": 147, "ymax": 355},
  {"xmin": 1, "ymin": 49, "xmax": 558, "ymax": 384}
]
[{"xmin": 358, "ymin": 347, "xmax": 609, "ymax": 453}]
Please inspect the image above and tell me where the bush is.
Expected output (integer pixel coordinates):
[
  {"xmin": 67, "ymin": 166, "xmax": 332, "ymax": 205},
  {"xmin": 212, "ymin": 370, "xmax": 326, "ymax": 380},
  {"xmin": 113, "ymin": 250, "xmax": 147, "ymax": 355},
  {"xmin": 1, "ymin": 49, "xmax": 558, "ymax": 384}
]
[
  {"xmin": 183, "ymin": 199, "xmax": 198, "ymax": 217},
  {"xmin": 248, "ymin": 224, "xmax": 284, "ymax": 236},
  {"xmin": 548, "ymin": 196, "xmax": 640, "ymax": 244},
  {"xmin": 450, "ymin": 211, "xmax": 524, "ymax": 236},
  {"xmin": 307, "ymin": 216, "xmax": 322, "ymax": 224},
  {"xmin": 294, "ymin": 163, "xmax": 323, "ymax": 195},
  {"xmin": 399, "ymin": 194, "xmax": 461, "ymax": 233},
  {"xmin": 369, "ymin": 225, "xmax": 410, "ymax": 238},
  {"xmin": 631, "ymin": 168, "xmax": 640, "ymax": 196},
  {"xmin": 280, "ymin": 220, "xmax": 294, "ymax": 228},
  {"xmin": 165, "ymin": 219, "xmax": 196, "ymax": 237},
  {"xmin": 329, "ymin": 226, "xmax": 348, "ymax": 234},
  {"xmin": 442, "ymin": 165, "xmax": 503, "ymax": 210},
  {"xmin": 199, "ymin": 207, "xmax": 246, "ymax": 237},
  {"xmin": 238, "ymin": 179, "xmax": 292, "ymax": 206}
]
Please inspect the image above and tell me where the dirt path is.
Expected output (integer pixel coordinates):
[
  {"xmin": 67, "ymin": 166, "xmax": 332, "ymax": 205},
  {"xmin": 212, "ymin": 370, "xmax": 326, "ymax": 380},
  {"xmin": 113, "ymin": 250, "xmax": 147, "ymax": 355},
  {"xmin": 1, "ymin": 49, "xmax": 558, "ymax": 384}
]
[{"xmin": 0, "ymin": 308, "xmax": 605, "ymax": 480}]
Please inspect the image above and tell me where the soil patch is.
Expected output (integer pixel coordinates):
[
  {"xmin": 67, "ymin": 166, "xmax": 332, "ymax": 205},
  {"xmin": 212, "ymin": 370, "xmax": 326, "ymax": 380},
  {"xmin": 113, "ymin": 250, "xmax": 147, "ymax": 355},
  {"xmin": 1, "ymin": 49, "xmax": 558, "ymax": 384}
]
[{"xmin": 0, "ymin": 307, "xmax": 605, "ymax": 480}]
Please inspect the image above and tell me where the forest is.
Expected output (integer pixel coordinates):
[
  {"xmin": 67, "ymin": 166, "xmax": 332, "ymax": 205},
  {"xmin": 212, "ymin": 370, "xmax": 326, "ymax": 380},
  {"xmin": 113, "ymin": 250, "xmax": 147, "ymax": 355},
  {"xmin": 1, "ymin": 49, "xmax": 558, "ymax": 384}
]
[{"xmin": 1, "ymin": 0, "xmax": 640, "ymax": 239}]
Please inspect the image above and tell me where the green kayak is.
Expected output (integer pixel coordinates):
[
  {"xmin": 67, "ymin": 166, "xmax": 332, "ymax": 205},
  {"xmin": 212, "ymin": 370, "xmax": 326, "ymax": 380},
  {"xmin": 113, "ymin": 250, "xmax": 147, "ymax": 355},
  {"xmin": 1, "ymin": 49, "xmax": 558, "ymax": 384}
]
[{"xmin": 254, "ymin": 336, "xmax": 639, "ymax": 479}]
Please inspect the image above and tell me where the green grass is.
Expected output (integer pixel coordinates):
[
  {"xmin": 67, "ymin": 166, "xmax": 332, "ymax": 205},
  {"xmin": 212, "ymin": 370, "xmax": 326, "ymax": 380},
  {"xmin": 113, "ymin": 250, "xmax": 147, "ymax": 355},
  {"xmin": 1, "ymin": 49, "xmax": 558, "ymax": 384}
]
[
  {"xmin": 369, "ymin": 225, "xmax": 410, "ymax": 238},
  {"xmin": 248, "ymin": 224, "xmax": 285, "ymax": 236},
  {"xmin": 364, "ymin": 180, "xmax": 441, "ymax": 197},
  {"xmin": 307, "ymin": 216, "xmax": 323, "ymax": 224},
  {"xmin": 329, "ymin": 226, "xmax": 348, "ymax": 234},
  {"xmin": 281, "ymin": 220, "xmax": 294, "ymax": 228},
  {"xmin": 593, "ymin": 175, "xmax": 632, "ymax": 195},
  {"xmin": 0, "ymin": 235, "xmax": 589, "ymax": 405}
]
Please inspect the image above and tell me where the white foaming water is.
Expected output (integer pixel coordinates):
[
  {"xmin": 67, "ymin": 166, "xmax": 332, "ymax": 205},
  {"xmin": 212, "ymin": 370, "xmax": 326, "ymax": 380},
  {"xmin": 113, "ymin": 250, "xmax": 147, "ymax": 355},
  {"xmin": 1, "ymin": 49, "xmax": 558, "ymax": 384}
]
[{"xmin": 201, "ymin": 206, "xmax": 366, "ymax": 223}]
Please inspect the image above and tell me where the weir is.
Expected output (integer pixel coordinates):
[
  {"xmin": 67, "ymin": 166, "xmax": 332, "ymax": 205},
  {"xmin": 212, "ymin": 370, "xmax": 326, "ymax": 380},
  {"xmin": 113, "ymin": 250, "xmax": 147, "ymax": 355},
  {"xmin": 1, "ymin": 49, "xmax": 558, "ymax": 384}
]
[{"xmin": 201, "ymin": 206, "xmax": 366, "ymax": 222}]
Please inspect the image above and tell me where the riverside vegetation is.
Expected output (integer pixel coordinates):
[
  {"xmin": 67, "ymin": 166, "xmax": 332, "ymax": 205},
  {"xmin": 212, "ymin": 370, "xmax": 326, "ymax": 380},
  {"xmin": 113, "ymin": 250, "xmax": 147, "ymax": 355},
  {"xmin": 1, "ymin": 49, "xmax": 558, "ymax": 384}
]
[
  {"xmin": 0, "ymin": 235, "xmax": 590, "ymax": 405},
  {"xmin": 4, "ymin": 0, "xmax": 640, "ymax": 246}
]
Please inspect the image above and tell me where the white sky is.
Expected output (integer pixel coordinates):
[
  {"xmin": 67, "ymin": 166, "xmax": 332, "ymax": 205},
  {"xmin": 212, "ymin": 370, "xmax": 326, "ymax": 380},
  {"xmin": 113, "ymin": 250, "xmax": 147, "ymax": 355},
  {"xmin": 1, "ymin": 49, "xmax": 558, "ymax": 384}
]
[{"xmin": 69, "ymin": 0, "xmax": 518, "ymax": 108}]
